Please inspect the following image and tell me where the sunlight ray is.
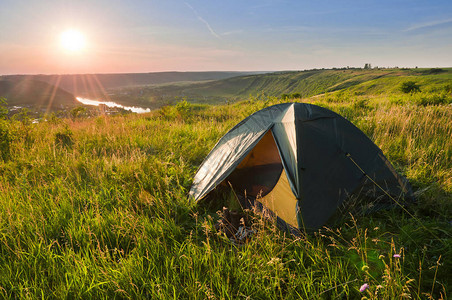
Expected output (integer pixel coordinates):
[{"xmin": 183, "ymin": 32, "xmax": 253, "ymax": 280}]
[{"xmin": 46, "ymin": 75, "xmax": 62, "ymax": 115}]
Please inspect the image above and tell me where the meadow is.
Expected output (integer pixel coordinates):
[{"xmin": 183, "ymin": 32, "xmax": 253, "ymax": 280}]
[{"xmin": 0, "ymin": 73, "xmax": 451, "ymax": 298}]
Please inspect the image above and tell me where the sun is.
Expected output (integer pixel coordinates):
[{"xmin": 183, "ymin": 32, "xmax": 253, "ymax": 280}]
[{"xmin": 60, "ymin": 29, "xmax": 86, "ymax": 52}]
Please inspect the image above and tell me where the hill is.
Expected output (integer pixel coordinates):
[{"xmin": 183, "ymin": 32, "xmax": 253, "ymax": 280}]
[
  {"xmin": 0, "ymin": 78, "xmax": 79, "ymax": 111},
  {"xmin": 184, "ymin": 67, "xmax": 452, "ymax": 98},
  {"xmin": 109, "ymin": 68, "xmax": 452, "ymax": 106},
  {"xmin": 1, "ymin": 71, "xmax": 256, "ymax": 99},
  {"xmin": 3, "ymin": 68, "xmax": 449, "ymax": 112}
]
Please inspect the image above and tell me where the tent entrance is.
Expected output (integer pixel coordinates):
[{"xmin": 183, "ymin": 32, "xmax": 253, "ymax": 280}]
[
  {"xmin": 224, "ymin": 130, "xmax": 283, "ymax": 198},
  {"xmin": 224, "ymin": 130, "xmax": 299, "ymax": 228}
]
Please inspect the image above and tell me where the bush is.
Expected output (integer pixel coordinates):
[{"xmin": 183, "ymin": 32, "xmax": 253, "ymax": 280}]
[
  {"xmin": 281, "ymin": 93, "xmax": 302, "ymax": 100},
  {"xmin": 422, "ymin": 68, "xmax": 445, "ymax": 75},
  {"xmin": 158, "ymin": 99, "xmax": 202, "ymax": 122},
  {"xmin": 400, "ymin": 81, "xmax": 421, "ymax": 93},
  {"xmin": 70, "ymin": 106, "xmax": 88, "ymax": 119},
  {"xmin": 176, "ymin": 99, "xmax": 192, "ymax": 114}
]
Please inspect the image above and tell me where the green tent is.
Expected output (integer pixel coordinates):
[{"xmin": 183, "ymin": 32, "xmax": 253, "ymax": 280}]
[{"xmin": 190, "ymin": 103, "xmax": 413, "ymax": 232}]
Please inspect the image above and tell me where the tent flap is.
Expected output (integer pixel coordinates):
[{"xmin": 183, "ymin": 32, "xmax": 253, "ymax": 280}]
[{"xmin": 271, "ymin": 103, "xmax": 300, "ymax": 198}]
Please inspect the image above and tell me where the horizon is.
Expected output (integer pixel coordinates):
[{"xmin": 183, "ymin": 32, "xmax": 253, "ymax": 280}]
[
  {"xmin": 2, "ymin": 66, "xmax": 452, "ymax": 77},
  {"xmin": 1, "ymin": 0, "xmax": 451, "ymax": 75}
]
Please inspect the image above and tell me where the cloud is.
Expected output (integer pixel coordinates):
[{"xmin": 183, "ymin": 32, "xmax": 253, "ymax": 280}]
[
  {"xmin": 184, "ymin": 2, "xmax": 221, "ymax": 39},
  {"xmin": 404, "ymin": 18, "xmax": 452, "ymax": 32},
  {"xmin": 222, "ymin": 30, "xmax": 244, "ymax": 36}
]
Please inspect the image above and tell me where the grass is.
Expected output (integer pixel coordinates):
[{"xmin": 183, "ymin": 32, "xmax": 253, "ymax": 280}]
[{"xmin": 0, "ymin": 77, "xmax": 451, "ymax": 298}]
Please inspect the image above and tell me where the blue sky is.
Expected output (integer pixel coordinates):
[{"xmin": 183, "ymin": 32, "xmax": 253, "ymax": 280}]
[{"xmin": 0, "ymin": 0, "xmax": 451, "ymax": 74}]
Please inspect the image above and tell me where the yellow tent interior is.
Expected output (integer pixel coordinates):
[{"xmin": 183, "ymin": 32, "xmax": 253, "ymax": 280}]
[{"xmin": 222, "ymin": 131, "xmax": 299, "ymax": 227}]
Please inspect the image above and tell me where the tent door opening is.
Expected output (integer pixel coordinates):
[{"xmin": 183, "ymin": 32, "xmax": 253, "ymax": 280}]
[
  {"xmin": 224, "ymin": 130, "xmax": 283, "ymax": 198},
  {"xmin": 223, "ymin": 130, "xmax": 299, "ymax": 227}
]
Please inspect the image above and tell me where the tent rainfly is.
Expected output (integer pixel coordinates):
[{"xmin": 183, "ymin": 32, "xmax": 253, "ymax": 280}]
[{"xmin": 189, "ymin": 103, "xmax": 413, "ymax": 233}]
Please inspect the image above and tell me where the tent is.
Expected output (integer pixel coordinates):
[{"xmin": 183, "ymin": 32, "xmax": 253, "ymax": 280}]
[{"xmin": 189, "ymin": 103, "xmax": 413, "ymax": 232}]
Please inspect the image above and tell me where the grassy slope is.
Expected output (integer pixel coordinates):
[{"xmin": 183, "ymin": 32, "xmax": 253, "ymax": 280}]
[
  {"xmin": 0, "ymin": 75, "xmax": 451, "ymax": 299},
  {"xmin": 106, "ymin": 68, "xmax": 452, "ymax": 108},
  {"xmin": 191, "ymin": 68, "xmax": 452, "ymax": 98}
]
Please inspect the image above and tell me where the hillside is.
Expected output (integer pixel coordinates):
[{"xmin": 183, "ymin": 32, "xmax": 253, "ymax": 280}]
[
  {"xmin": 183, "ymin": 67, "xmax": 452, "ymax": 98},
  {"xmin": 0, "ymin": 79, "xmax": 79, "ymax": 111},
  {"xmin": 110, "ymin": 68, "xmax": 452, "ymax": 106},
  {"xmin": 2, "ymin": 68, "xmax": 450, "ymax": 112},
  {"xmin": 0, "ymin": 82, "xmax": 450, "ymax": 298},
  {"xmin": 1, "ymin": 71, "xmax": 256, "ymax": 99}
]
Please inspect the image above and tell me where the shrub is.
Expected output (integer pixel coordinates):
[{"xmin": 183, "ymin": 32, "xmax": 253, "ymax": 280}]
[
  {"xmin": 70, "ymin": 106, "xmax": 88, "ymax": 119},
  {"xmin": 176, "ymin": 99, "xmax": 192, "ymax": 114},
  {"xmin": 281, "ymin": 93, "xmax": 301, "ymax": 100},
  {"xmin": 422, "ymin": 68, "xmax": 445, "ymax": 75},
  {"xmin": 158, "ymin": 99, "xmax": 201, "ymax": 121},
  {"xmin": 400, "ymin": 81, "xmax": 420, "ymax": 93}
]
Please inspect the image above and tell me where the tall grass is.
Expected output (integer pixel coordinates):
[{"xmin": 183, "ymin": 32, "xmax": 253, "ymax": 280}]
[{"xmin": 0, "ymin": 93, "xmax": 450, "ymax": 298}]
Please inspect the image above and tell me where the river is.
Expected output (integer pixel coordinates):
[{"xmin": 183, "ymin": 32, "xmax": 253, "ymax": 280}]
[{"xmin": 76, "ymin": 97, "xmax": 151, "ymax": 114}]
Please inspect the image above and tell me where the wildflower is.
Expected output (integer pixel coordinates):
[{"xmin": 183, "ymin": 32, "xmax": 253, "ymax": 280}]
[
  {"xmin": 393, "ymin": 254, "xmax": 401, "ymax": 258},
  {"xmin": 361, "ymin": 265, "xmax": 369, "ymax": 272},
  {"xmin": 378, "ymin": 255, "xmax": 385, "ymax": 260},
  {"xmin": 359, "ymin": 283, "xmax": 369, "ymax": 292}
]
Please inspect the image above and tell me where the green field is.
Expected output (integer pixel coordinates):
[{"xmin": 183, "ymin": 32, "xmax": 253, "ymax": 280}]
[{"xmin": 0, "ymin": 69, "xmax": 451, "ymax": 298}]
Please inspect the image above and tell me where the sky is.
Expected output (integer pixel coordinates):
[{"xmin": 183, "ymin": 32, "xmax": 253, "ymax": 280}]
[{"xmin": 0, "ymin": 0, "xmax": 451, "ymax": 75}]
